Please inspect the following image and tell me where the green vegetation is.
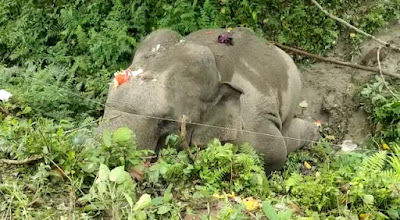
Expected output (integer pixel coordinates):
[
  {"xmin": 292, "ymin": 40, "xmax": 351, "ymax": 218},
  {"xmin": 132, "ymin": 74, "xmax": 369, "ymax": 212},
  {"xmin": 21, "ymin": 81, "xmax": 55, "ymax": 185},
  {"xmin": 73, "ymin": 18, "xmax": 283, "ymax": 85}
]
[
  {"xmin": 1, "ymin": 0, "xmax": 400, "ymax": 219},
  {"xmin": 1, "ymin": 0, "xmax": 400, "ymax": 121}
]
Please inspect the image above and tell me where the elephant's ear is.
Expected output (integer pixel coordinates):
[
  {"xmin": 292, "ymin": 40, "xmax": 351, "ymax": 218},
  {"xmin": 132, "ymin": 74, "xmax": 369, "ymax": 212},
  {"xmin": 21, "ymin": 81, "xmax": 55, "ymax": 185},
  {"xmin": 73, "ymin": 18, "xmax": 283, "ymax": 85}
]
[{"xmin": 191, "ymin": 82, "xmax": 243, "ymax": 146}]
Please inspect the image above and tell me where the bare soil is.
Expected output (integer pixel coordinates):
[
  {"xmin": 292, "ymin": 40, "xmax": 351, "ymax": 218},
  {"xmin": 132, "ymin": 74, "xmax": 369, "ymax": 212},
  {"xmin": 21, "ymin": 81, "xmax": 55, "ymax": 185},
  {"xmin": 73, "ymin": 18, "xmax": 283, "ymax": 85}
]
[{"xmin": 295, "ymin": 24, "xmax": 400, "ymax": 146}]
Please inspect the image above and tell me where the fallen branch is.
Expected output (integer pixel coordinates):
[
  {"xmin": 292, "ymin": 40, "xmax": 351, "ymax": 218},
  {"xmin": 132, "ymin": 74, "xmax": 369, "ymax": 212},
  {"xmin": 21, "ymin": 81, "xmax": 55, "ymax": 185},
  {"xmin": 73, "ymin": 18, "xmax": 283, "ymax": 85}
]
[
  {"xmin": 377, "ymin": 47, "xmax": 397, "ymax": 97},
  {"xmin": 180, "ymin": 114, "xmax": 195, "ymax": 161},
  {"xmin": 310, "ymin": 0, "xmax": 400, "ymax": 51},
  {"xmin": 273, "ymin": 42, "xmax": 400, "ymax": 79},
  {"xmin": 0, "ymin": 155, "xmax": 43, "ymax": 165}
]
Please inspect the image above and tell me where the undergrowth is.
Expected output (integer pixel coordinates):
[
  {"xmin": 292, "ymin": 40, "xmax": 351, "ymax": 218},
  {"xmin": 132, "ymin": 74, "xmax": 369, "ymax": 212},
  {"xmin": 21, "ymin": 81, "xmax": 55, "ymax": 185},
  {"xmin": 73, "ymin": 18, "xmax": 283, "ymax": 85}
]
[
  {"xmin": 1, "ymin": 96, "xmax": 400, "ymax": 219},
  {"xmin": 1, "ymin": 0, "xmax": 400, "ymax": 121}
]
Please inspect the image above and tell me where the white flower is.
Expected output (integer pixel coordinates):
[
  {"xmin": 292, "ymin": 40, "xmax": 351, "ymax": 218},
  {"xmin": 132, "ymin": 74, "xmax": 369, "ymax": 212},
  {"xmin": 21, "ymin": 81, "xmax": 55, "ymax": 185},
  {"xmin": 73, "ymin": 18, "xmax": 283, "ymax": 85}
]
[
  {"xmin": 151, "ymin": 44, "xmax": 161, "ymax": 53},
  {"xmin": 0, "ymin": 89, "xmax": 12, "ymax": 102},
  {"xmin": 131, "ymin": 68, "xmax": 143, "ymax": 77}
]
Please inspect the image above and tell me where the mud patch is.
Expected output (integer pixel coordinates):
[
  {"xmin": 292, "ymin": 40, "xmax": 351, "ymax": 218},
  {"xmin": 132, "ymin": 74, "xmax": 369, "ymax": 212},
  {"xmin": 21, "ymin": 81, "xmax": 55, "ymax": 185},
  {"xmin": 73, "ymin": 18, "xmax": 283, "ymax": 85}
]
[{"xmin": 295, "ymin": 24, "xmax": 400, "ymax": 146}]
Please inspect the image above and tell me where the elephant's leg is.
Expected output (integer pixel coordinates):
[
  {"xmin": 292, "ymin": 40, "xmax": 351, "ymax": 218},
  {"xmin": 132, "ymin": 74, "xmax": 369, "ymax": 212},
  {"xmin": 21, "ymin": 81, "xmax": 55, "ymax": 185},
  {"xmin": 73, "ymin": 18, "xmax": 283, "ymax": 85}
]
[
  {"xmin": 239, "ymin": 120, "xmax": 288, "ymax": 174},
  {"xmin": 283, "ymin": 118, "xmax": 319, "ymax": 153}
]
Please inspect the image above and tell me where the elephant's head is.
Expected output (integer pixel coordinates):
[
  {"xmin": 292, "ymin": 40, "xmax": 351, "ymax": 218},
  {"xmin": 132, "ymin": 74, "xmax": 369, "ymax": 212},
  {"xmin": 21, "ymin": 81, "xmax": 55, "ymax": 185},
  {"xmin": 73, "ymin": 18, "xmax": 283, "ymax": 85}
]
[{"xmin": 99, "ymin": 30, "xmax": 243, "ymax": 152}]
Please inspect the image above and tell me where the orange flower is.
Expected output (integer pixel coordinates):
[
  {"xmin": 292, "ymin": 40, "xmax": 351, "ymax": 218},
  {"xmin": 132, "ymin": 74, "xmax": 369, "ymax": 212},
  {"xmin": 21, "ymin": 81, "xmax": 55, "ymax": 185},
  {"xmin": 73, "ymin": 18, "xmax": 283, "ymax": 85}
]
[
  {"xmin": 113, "ymin": 73, "xmax": 130, "ymax": 89},
  {"xmin": 314, "ymin": 120, "xmax": 322, "ymax": 127}
]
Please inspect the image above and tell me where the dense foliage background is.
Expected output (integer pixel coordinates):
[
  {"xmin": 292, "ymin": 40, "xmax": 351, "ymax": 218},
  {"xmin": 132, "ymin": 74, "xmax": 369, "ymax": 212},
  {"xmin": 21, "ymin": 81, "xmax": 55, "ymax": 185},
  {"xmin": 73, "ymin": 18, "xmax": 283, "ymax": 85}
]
[
  {"xmin": 1, "ymin": 0, "xmax": 400, "ymax": 121},
  {"xmin": 1, "ymin": 0, "xmax": 400, "ymax": 219}
]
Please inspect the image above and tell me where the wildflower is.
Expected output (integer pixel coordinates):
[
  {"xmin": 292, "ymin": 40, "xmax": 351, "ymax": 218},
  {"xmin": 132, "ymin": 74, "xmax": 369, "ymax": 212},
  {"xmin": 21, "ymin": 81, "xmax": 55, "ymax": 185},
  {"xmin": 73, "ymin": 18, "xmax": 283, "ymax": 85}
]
[
  {"xmin": 206, "ymin": 31, "xmax": 212, "ymax": 34},
  {"xmin": 112, "ymin": 68, "xmax": 143, "ymax": 89},
  {"xmin": 212, "ymin": 192, "xmax": 235, "ymax": 199},
  {"xmin": 0, "ymin": 89, "xmax": 12, "ymax": 102},
  {"xmin": 212, "ymin": 193, "xmax": 224, "ymax": 199},
  {"xmin": 359, "ymin": 213, "xmax": 370, "ymax": 220},
  {"xmin": 304, "ymin": 161, "xmax": 312, "ymax": 169},
  {"xmin": 151, "ymin": 44, "xmax": 161, "ymax": 52},
  {"xmin": 227, "ymin": 192, "xmax": 235, "ymax": 198},
  {"xmin": 113, "ymin": 73, "xmax": 130, "ymax": 89},
  {"xmin": 242, "ymin": 197, "xmax": 260, "ymax": 211},
  {"xmin": 314, "ymin": 120, "xmax": 322, "ymax": 127},
  {"xmin": 382, "ymin": 143, "xmax": 390, "ymax": 150},
  {"xmin": 131, "ymin": 68, "xmax": 143, "ymax": 77},
  {"xmin": 350, "ymin": 33, "xmax": 356, "ymax": 38}
]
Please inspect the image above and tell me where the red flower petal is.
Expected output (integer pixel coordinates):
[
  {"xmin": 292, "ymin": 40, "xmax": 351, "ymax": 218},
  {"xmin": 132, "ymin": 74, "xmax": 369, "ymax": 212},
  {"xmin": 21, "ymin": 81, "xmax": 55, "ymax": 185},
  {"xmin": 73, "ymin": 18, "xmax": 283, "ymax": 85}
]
[{"xmin": 115, "ymin": 74, "xmax": 130, "ymax": 85}]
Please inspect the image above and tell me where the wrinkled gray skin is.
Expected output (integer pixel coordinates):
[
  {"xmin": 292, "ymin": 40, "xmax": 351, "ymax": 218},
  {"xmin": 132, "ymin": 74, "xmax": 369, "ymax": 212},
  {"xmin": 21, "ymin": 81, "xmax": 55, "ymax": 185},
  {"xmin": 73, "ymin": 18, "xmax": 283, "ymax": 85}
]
[{"xmin": 99, "ymin": 28, "xmax": 318, "ymax": 174}]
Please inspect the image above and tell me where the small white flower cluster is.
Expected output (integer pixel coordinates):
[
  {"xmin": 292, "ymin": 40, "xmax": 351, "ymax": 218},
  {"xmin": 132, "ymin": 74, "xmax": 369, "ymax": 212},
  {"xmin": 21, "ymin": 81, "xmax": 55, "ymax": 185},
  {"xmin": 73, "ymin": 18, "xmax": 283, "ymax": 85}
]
[
  {"xmin": 0, "ymin": 89, "xmax": 12, "ymax": 102},
  {"xmin": 151, "ymin": 44, "xmax": 161, "ymax": 53},
  {"xmin": 114, "ymin": 68, "xmax": 143, "ymax": 78}
]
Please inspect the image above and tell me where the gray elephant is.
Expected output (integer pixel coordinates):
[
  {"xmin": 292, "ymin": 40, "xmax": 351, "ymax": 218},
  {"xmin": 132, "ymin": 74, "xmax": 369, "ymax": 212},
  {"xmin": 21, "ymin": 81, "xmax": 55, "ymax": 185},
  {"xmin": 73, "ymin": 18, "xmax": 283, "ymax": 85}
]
[{"xmin": 99, "ymin": 27, "xmax": 318, "ymax": 174}]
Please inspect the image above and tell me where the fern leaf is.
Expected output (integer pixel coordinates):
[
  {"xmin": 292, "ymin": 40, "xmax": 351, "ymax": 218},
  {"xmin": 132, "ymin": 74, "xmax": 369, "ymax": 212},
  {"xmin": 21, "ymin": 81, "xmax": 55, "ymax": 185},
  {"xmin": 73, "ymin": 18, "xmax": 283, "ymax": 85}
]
[
  {"xmin": 362, "ymin": 151, "xmax": 387, "ymax": 173},
  {"xmin": 388, "ymin": 145, "xmax": 400, "ymax": 174}
]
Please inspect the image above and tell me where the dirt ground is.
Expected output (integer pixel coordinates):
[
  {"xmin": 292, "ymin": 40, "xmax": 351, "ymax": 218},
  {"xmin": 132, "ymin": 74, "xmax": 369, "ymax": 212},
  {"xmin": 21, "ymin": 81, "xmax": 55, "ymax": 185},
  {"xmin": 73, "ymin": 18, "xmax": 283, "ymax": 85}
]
[{"xmin": 295, "ymin": 24, "xmax": 400, "ymax": 146}]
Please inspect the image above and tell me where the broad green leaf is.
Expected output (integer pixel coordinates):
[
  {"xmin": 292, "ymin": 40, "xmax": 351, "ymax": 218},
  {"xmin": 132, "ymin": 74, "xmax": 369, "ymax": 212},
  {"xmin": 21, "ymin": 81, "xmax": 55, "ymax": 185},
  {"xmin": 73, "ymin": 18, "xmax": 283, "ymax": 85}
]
[
  {"xmin": 124, "ymin": 192, "xmax": 134, "ymax": 207},
  {"xmin": 80, "ymin": 162, "xmax": 97, "ymax": 173},
  {"xmin": 152, "ymin": 197, "xmax": 164, "ymax": 206},
  {"xmin": 164, "ymin": 183, "xmax": 173, "ymax": 203},
  {"xmin": 82, "ymin": 204, "xmax": 98, "ymax": 212},
  {"xmin": 387, "ymin": 208, "xmax": 400, "ymax": 219},
  {"xmin": 251, "ymin": 173, "xmax": 263, "ymax": 186},
  {"xmin": 278, "ymin": 210, "xmax": 294, "ymax": 220},
  {"xmin": 157, "ymin": 205, "xmax": 171, "ymax": 215},
  {"xmin": 43, "ymin": 146, "xmax": 49, "ymax": 154},
  {"xmin": 364, "ymin": 195, "xmax": 374, "ymax": 205},
  {"xmin": 112, "ymin": 127, "xmax": 132, "ymax": 146},
  {"xmin": 102, "ymin": 131, "xmax": 112, "ymax": 148},
  {"xmin": 135, "ymin": 211, "xmax": 147, "ymax": 220},
  {"xmin": 97, "ymin": 164, "xmax": 110, "ymax": 182},
  {"xmin": 133, "ymin": 194, "xmax": 152, "ymax": 211},
  {"xmin": 22, "ymin": 106, "xmax": 32, "ymax": 114},
  {"xmin": 262, "ymin": 202, "xmax": 278, "ymax": 220},
  {"xmin": 97, "ymin": 182, "xmax": 107, "ymax": 195},
  {"xmin": 165, "ymin": 134, "xmax": 179, "ymax": 147},
  {"xmin": 109, "ymin": 166, "xmax": 127, "ymax": 183}
]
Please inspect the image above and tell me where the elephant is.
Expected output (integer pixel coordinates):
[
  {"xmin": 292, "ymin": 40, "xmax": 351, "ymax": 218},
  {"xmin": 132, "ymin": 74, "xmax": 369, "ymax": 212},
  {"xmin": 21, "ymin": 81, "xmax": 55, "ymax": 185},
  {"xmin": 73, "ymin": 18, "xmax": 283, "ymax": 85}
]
[{"xmin": 99, "ymin": 27, "xmax": 319, "ymax": 174}]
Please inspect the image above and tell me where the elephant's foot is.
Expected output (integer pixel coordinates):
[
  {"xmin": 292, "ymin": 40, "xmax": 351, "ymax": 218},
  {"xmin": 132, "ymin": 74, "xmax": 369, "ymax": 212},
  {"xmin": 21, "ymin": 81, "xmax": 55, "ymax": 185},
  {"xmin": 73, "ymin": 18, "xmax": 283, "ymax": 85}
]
[
  {"xmin": 239, "ymin": 120, "xmax": 288, "ymax": 175},
  {"xmin": 283, "ymin": 118, "xmax": 319, "ymax": 153}
]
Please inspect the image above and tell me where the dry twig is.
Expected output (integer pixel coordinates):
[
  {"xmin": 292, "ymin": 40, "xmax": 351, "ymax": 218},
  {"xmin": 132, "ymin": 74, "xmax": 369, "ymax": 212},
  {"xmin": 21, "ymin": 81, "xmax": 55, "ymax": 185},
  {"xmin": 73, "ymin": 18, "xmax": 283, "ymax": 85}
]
[
  {"xmin": 0, "ymin": 155, "xmax": 43, "ymax": 165},
  {"xmin": 180, "ymin": 114, "xmax": 195, "ymax": 161},
  {"xmin": 377, "ymin": 47, "xmax": 397, "ymax": 97},
  {"xmin": 273, "ymin": 42, "xmax": 400, "ymax": 79},
  {"xmin": 310, "ymin": 0, "xmax": 400, "ymax": 51}
]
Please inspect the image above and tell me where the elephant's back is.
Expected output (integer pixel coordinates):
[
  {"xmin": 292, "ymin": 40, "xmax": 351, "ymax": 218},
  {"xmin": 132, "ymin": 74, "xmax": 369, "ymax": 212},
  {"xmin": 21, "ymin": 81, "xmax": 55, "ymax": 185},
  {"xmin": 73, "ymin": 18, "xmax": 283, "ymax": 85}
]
[
  {"xmin": 186, "ymin": 27, "xmax": 301, "ymax": 126},
  {"xmin": 186, "ymin": 28, "xmax": 291, "ymax": 94}
]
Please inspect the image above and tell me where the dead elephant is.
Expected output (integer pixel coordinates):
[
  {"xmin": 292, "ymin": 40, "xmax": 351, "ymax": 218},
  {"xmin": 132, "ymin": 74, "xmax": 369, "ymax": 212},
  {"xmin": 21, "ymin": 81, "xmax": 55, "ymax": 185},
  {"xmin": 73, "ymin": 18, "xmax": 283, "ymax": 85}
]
[{"xmin": 99, "ymin": 28, "xmax": 319, "ymax": 174}]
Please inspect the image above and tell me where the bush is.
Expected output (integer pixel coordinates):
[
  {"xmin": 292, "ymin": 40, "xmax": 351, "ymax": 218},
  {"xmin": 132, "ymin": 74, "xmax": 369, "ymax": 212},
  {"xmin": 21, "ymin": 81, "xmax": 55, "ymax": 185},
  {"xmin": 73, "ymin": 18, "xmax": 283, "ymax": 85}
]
[{"xmin": 1, "ymin": 0, "xmax": 400, "ymax": 121}]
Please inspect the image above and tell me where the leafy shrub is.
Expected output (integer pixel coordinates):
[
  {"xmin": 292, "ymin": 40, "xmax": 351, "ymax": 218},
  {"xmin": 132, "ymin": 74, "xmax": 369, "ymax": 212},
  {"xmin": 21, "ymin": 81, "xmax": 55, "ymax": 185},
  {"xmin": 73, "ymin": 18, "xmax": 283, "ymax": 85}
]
[
  {"xmin": 359, "ymin": 76, "xmax": 400, "ymax": 144},
  {"xmin": 1, "ymin": 0, "xmax": 400, "ymax": 121},
  {"xmin": 145, "ymin": 137, "xmax": 269, "ymax": 197}
]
